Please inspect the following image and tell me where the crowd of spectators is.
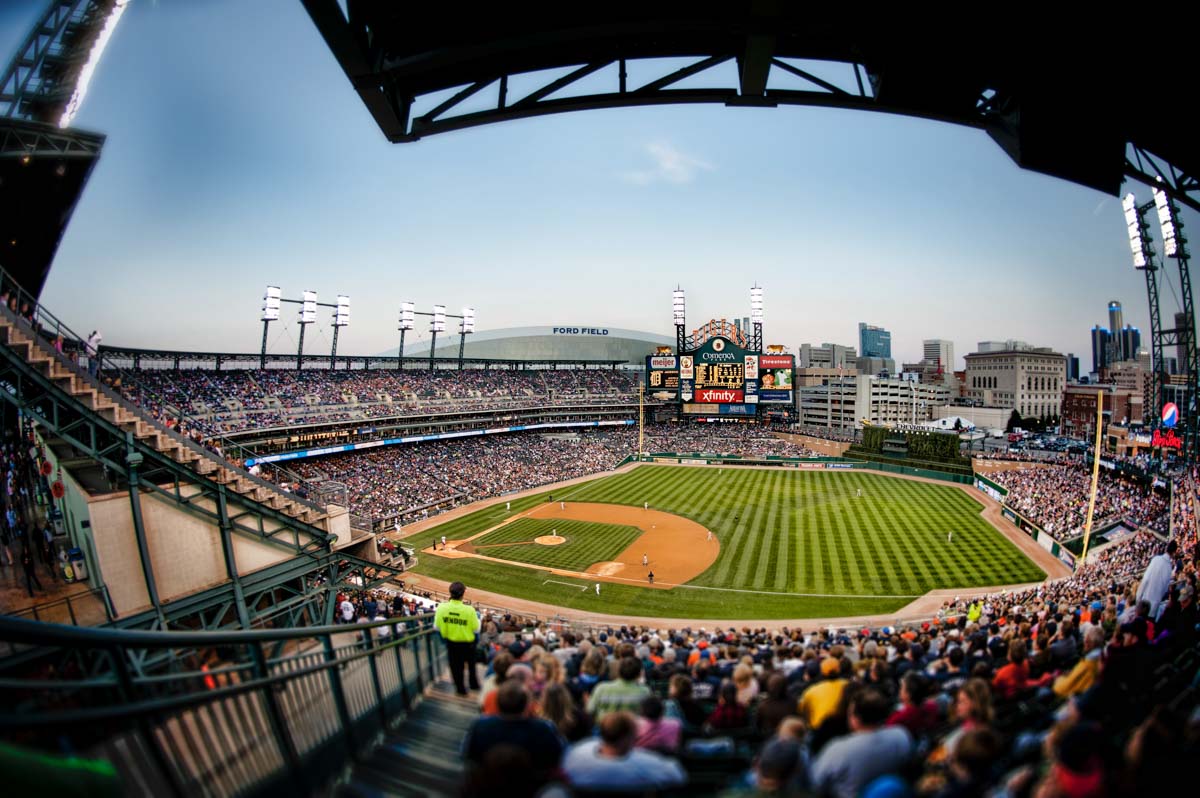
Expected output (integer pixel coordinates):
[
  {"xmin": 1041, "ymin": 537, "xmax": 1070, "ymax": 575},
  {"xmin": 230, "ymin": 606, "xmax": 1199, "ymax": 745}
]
[
  {"xmin": 119, "ymin": 368, "xmax": 641, "ymax": 436},
  {"xmin": 993, "ymin": 463, "xmax": 1168, "ymax": 541},
  {"xmin": 642, "ymin": 425, "xmax": 817, "ymax": 459},
  {"xmin": 287, "ymin": 425, "xmax": 815, "ymax": 522}
]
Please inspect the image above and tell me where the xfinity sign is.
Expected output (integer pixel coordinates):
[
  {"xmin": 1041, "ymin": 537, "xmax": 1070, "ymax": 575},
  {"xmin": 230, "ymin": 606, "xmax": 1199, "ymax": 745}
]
[{"xmin": 552, "ymin": 327, "xmax": 609, "ymax": 335}]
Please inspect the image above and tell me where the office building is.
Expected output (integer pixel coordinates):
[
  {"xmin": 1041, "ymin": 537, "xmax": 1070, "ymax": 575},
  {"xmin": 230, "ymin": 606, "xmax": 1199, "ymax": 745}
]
[
  {"xmin": 1062, "ymin": 384, "xmax": 1137, "ymax": 439},
  {"xmin": 855, "ymin": 356, "xmax": 896, "ymax": 377},
  {"xmin": 1108, "ymin": 301, "xmax": 1124, "ymax": 356},
  {"xmin": 797, "ymin": 375, "xmax": 950, "ymax": 430},
  {"xmin": 798, "ymin": 342, "xmax": 857, "ymax": 369},
  {"xmin": 1066, "ymin": 354, "xmax": 1080, "ymax": 382},
  {"xmin": 978, "ymin": 340, "xmax": 1032, "ymax": 354},
  {"xmin": 1119, "ymin": 326, "xmax": 1141, "ymax": 363},
  {"xmin": 858, "ymin": 323, "xmax": 892, "ymax": 359},
  {"xmin": 1091, "ymin": 326, "xmax": 1112, "ymax": 374},
  {"xmin": 964, "ymin": 345, "xmax": 1067, "ymax": 419},
  {"xmin": 922, "ymin": 339, "xmax": 955, "ymax": 374}
]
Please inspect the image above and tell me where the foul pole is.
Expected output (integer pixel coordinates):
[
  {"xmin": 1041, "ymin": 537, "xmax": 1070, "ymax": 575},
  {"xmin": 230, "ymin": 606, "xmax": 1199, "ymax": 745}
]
[
  {"xmin": 1079, "ymin": 390, "xmax": 1105, "ymax": 563},
  {"xmin": 638, "ymin": 385, "xmax": 645, "ymax": 462}
]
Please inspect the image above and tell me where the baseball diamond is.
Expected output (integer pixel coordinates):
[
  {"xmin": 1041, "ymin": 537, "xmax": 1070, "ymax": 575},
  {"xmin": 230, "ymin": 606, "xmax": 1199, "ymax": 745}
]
[{"xmin": 403, "ymin": 464, "xmax": 1049, "ymax": 620}]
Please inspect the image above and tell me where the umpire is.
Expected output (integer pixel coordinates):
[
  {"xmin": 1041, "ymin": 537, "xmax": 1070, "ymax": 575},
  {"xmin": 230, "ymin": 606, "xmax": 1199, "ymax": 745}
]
[{"xmin": 434, "ymin": 581, "xmax": 481, "ymax": 695}]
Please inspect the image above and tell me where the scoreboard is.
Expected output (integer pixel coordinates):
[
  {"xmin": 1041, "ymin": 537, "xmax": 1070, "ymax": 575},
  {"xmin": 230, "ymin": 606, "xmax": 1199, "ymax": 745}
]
[
  {"xmin": 645, "ymin": 355, "xmax": 679, "ymax": 400},
  {"xmin": 647, "ymin": 337, "xmax": 795, "ymax": 418}
]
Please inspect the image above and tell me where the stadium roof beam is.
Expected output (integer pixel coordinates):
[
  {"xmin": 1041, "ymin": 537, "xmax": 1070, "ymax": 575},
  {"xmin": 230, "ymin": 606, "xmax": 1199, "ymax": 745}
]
[
  {"xmin": 88, "ymin": 342, "xmax": 626, "ymax": 371},
  {"xmin": 301, "ymin": 3, "xmax": 1198, "ymax": 212}
]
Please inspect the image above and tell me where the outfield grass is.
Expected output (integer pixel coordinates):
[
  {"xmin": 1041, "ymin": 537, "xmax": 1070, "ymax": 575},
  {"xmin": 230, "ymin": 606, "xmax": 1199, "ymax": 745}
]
[
  {"xmin": 405, "ymin": 466, "xmax": 1046, "ymax": 620},
  {"xmin": 472, "ymin": 518, "xmax": 641, "ymax": 571}
]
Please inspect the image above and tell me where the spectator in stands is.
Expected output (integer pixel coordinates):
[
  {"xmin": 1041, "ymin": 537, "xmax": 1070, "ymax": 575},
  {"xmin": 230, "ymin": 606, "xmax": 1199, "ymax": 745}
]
[
  {"xmin": 664, "ymin": 673, "xmax": 707, "ymax": 730},
  {"xmin": 888, "ymin": 672, "xmax": 939, "ymax": 738},
  {"xmin": 810, "ymin": 687, "xmax": 914, "ymax": 798},
  {"xmin": 1137, "ymin": 539, "xmax": 1177, "ymax": 619},
  {"xmin": 798, "ymin": 656, "xmax": 849, "ymax": 738},
  {"xmin": 537, "ymin": 682, "xmax": 590, "ymax": 743},
  {"xmin": 705, "ymin": 681, "xmax": 749, "ymax": 732},
  {"xmin": 1052, "ymin": 626, "xmax": 1106, "ymax": 700},
  {"xmin": 560, "ymin": 710, "xmax": 687, "ymax": 790},
  {"xmin": 587, "ymin": 655, "xmax": 649, "ymax": 721},
  {"xmin": 462, "ymin": 681, "xmax": 563, "ymax": 791},
  {"xmin": 937, "ymin": 679, "xmax": 994, "ymax": 760},
  {"xmin": 992, "ymin": 639, "xmax": 1050, "ymax": 701},
  {"xmin": 756, "ymin": 673, "xmax": 796, "ymax": 737},
  {"xmin": 634, "ymin": 694, "xmax": 681, "ymax": 753}
]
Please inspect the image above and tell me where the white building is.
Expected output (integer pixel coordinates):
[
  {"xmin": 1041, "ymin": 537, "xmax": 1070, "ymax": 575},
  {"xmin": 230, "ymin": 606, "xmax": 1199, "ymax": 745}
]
[
  {"xmin": 798, "ymin": 375, "xmax": 950, "ymax": 430},
  {"xmin": 964, "ymin": 346, "xmax": 1067, "ymax": 419},
  {"xmin": 923, "ymin": 339, "xmax": 955, "ymax": 372},
  {"xmin": 799, "ymin": 342, "xmax": 857, "ymax": 369}
]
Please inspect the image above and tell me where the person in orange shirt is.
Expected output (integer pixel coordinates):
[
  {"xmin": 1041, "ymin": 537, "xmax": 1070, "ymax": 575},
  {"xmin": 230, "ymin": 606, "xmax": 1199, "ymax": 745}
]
[{"xmin": 991, "ymin": 639, "xmax": 1051, "ymax": 700}]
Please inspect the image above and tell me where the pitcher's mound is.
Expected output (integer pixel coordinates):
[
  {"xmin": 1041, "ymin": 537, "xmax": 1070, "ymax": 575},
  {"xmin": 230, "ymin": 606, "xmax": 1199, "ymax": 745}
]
[
  {"xmin": 587, "ymin": 561, "xmax": 625, "ymax": 577},
  {"xmin": 534, "ymin": 535, "xmax": 566, "ymax": 546}
]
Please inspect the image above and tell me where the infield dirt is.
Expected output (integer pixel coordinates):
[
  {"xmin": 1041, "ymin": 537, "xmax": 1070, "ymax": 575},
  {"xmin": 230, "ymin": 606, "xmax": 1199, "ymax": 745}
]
[{"xmin": 424, "ymin": 501, "xmax": 719, "ymax": 589}]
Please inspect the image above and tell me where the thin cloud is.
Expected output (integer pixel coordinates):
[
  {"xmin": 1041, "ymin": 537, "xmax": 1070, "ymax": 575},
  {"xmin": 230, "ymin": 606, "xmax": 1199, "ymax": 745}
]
[{"xmin": 621, "ymin": 141, "xmax": 714, "ymax": 185}]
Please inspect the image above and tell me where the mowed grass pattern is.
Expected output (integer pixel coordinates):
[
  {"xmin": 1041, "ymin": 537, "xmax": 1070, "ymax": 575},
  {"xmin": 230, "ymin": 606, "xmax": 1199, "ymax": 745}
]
[
  {"xmin": 406, "ymin": 466, "xmax": 1046, "ymax": 620},
  {"xmin": 473, "ymin": 519, "xmax": 641, "ymax": 571}
]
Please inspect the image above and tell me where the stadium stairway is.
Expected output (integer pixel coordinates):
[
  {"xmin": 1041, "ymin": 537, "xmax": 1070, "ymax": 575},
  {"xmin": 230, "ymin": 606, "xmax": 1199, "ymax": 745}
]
[
  {"xmin": 0, "ymin": 307, "xmax": 339, "ymax": 554},
  {"xmin": 337, "ymin": 679, "xmax": 475, "ymax": 798}
]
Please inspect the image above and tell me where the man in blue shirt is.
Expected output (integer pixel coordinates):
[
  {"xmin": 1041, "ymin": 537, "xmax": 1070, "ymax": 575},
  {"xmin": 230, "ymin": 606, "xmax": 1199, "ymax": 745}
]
[{"xmin": 562, "ymin": 711, "xmax": 686, "ymax": 790}]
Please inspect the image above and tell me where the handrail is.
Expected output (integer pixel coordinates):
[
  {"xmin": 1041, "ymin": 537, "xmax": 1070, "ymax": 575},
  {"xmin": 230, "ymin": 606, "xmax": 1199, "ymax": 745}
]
[
  {"xmin": 0, "ymin": 267, "xmax": 322, "ymax": 506},
  {"xmin": 0, "ymin": 612, "xmax": 450, "ymax": 797},
  {"xmin": 4, "ymin": 585, "xmax": 114, "ymax": 625},
  {"xmin": 0, "ymin": 611, "xmax": 434, "ymax": 650}
]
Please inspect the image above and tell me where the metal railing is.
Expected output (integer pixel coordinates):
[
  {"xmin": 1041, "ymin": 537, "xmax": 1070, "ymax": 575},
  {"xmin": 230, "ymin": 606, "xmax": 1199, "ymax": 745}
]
[
  {"xmin": 5, "ymin": 585, "xmax": 115, "ymax": 626},
  {"xmin": 0, "ymin": 613, "xmax": 448, "ymax": 797},
  {"xmin": 0, "ymin": 266, "xmax": 322, "ymax": 503}
]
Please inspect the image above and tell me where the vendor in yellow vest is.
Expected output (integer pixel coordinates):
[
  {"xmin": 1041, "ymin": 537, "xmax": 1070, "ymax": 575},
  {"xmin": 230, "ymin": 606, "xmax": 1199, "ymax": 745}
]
[{"xmin": 435, "ymin": 581, "xmax": 481, "ymax": 695}]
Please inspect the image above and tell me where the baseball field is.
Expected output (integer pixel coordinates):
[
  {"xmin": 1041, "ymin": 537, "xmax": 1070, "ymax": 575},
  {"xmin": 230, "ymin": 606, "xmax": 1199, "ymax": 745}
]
[{"xmin": 403, "ymin": 465, "xmax": 1047, "ymax": 620}]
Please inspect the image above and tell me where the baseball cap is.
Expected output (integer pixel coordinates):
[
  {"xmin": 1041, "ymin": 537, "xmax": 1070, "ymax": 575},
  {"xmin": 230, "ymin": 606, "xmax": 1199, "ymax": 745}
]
[{"xmin": 820, "ymin": 657, "xmax": 840, "ymax": 676}]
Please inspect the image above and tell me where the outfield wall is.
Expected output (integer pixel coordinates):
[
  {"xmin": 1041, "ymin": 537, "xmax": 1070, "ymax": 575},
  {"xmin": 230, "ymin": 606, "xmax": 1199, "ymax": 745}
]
[{"xmin": 635, "ymin": 452, "xmax": 973, "ymax": 484}]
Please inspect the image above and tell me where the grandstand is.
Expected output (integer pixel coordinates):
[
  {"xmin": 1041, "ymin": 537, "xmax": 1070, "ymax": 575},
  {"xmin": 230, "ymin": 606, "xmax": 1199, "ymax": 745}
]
[{"xmin": 1, "ymin": 4, "xmax": 1198, "ymax": 797}]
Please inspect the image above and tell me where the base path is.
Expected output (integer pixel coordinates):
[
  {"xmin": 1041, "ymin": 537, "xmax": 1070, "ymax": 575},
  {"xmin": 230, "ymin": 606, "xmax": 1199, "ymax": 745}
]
[{"xmin": 423, "ymin": 502, "xmax": 719, "ymax": 589}]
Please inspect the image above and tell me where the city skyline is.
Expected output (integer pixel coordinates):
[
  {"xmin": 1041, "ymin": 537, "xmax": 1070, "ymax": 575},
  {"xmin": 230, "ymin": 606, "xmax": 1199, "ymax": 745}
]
[{"xmin": 1, "ymin": 0, "xmax": 1196, "ymax": 373}]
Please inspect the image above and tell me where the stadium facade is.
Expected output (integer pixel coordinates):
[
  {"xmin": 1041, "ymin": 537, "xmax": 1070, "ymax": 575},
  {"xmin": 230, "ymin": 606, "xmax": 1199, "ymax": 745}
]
[{"xmin": 412, "ymin": 325, "xmax": 674, "ymax": 365}]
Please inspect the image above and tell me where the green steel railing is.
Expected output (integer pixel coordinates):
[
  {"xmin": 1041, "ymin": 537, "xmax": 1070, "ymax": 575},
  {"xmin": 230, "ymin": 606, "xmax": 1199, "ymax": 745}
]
[{"xmin": 0, "ymin": 614, "xmax": 448, "ymax": 797}]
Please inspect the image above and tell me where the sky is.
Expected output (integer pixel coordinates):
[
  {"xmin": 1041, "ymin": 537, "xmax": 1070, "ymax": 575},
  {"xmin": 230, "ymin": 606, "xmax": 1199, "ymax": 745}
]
[{"xmin": 2, "ymin": 0, "xmax": 1196, "ymax": 372}]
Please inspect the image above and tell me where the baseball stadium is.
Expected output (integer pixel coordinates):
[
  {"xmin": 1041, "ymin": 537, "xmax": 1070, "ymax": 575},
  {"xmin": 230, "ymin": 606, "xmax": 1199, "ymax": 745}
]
[{"xmin": 0, "ymin": 4, "xmax": 1197, "ymax": 798}]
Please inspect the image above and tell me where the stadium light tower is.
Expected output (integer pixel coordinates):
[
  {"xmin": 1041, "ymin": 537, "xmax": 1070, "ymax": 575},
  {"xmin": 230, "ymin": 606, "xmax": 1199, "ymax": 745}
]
[
  {"xmin": 1126, "ymin": 193, "xmax": 1167, "ymax": 434},
  {"xmin": 398, "ymin": 301, "xmax": 415, "ymax": 370},
  {"xmin": 750, "ymin": 284, "xmax": 764, "ymax": 351},
  {"xmin": 1153, "ymin": 183, "xmax": 1199, "ymax": 459},
  {"xmin": 429, "ymin": 304, "xmax": 446, "ymax": 370},
  {"xmin": 296, "ymin": 290, "xmax": 317, "ymax": 370},
  {"xmin": 260, "ymin": 285, "xmax": 281, "ymax": 369},
  {"xmin": 458, "ymin": 306, "xmax": 475, "ymax": 370},
  {"xmin": 672, "ymin": 287, "xmax": 686, "ymax": 354},
  {"xmin": 330, "ymin": 295, "xmax": 350, "ymax": 369}
]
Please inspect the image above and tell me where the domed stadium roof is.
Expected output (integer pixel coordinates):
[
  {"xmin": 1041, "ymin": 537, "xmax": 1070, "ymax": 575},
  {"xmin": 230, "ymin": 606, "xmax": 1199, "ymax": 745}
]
[{"xmin": 382, "ymin": 325, "xmax": 673, "ymax": 365}]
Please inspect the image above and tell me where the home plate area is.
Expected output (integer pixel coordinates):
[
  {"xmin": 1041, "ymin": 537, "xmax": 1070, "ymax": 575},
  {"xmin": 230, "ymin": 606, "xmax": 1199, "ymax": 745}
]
[{"xmin": 428, "ymin": 502, "xmax": 718, "ymax": 588}]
